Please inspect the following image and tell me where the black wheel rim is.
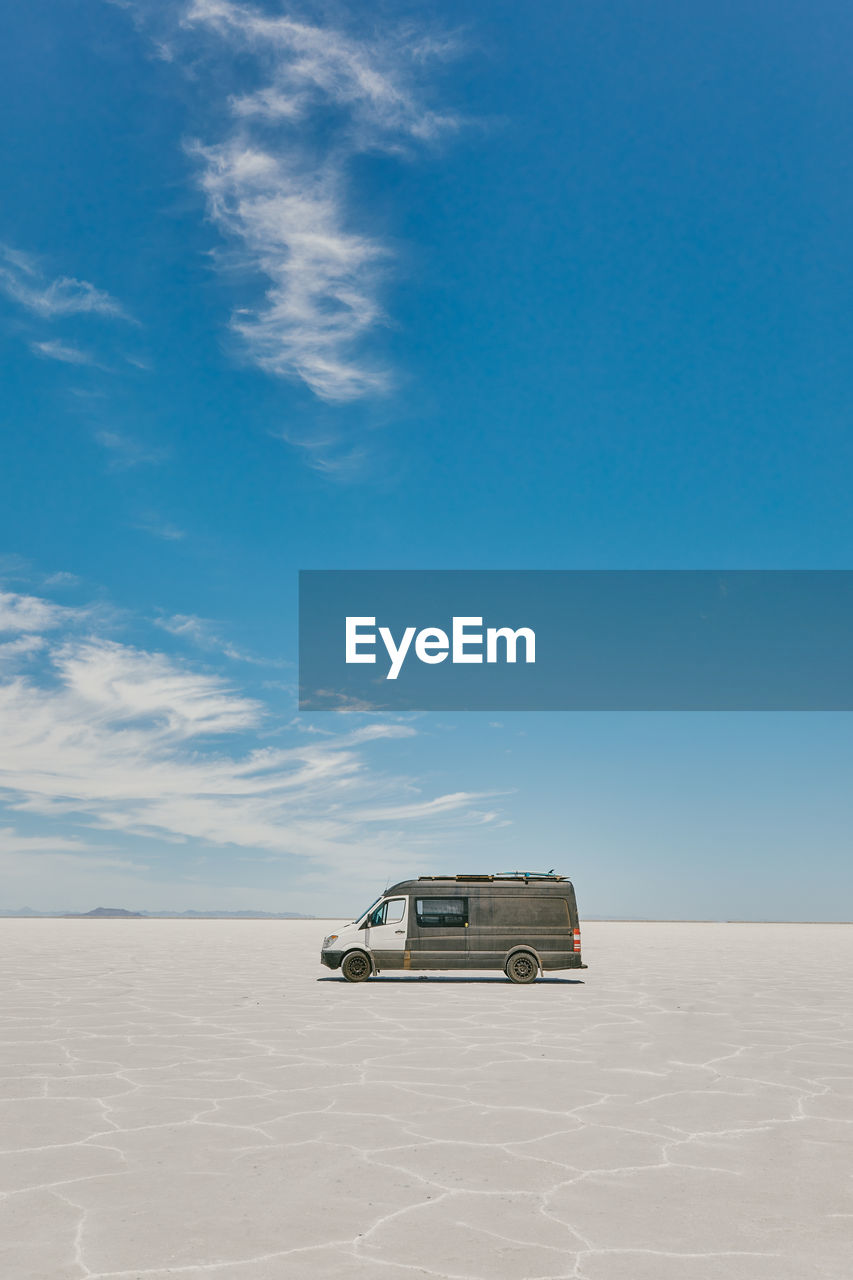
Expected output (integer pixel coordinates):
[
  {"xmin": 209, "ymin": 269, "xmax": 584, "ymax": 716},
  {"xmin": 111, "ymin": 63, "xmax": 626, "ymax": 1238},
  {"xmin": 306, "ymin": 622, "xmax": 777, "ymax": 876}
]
[
  {"xmin": 513, "ymin": 955, "xmax": 534, "ymax": 979},
  {"xmin": 348, "ymin": 955, "xmax": 368, "ymax": 978}
]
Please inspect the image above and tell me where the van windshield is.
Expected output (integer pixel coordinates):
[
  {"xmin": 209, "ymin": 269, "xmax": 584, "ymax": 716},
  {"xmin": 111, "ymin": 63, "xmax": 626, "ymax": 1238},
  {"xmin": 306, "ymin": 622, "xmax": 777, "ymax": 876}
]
[{"xmin": 354, "ymin": 896, "xmax": 383, "ymax": 925}]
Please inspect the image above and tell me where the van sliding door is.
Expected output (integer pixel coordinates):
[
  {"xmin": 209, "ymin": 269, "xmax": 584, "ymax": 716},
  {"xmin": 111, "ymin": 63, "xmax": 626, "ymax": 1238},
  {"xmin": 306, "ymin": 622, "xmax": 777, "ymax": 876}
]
[{"xmin": 408, "ymin": 895, "xmax": 470, "ymax": 970}]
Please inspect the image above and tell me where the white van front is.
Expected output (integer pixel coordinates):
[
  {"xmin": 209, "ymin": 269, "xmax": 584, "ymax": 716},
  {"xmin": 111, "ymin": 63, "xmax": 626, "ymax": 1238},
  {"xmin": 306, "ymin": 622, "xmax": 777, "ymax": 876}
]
[{"xmin": 320, "ymin": 894, "xmax": 408, "ymax": 974}]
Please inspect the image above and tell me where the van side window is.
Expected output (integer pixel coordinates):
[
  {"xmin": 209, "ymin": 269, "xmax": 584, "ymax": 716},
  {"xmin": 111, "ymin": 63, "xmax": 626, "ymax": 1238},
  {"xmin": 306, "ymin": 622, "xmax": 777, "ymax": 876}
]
[{"xmin": 416, "ymin": 897, "xmax": 468, "ymax": 927}]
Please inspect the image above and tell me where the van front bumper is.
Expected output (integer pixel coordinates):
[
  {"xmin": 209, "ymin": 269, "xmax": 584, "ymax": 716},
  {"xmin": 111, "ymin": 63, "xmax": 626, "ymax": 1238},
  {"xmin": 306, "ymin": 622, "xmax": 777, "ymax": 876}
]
[{"xmin": 320, "ymin": 949, "xmax": 343, "ymax": 970}]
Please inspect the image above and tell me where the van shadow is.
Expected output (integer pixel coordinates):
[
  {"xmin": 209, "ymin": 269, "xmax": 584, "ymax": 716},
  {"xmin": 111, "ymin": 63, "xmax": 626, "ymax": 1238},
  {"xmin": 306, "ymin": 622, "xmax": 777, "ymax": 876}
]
[{"xmin": 318, "ymin": 975, "xmax": 585, "ymax": 985}]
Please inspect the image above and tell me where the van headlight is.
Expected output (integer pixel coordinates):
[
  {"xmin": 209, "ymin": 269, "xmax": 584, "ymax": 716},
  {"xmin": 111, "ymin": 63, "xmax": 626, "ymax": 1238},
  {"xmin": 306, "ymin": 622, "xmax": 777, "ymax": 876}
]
[{"xmin": 323, "ymin": 934, "xmax": 338, "ymax": 948}]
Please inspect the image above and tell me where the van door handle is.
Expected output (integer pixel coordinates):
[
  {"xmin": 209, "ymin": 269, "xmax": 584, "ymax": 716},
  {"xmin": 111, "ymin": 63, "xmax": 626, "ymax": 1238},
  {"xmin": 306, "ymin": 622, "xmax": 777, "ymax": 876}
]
[{"xmin": 395, "ymin": 929, "xmax": 404, "ymax": 934}]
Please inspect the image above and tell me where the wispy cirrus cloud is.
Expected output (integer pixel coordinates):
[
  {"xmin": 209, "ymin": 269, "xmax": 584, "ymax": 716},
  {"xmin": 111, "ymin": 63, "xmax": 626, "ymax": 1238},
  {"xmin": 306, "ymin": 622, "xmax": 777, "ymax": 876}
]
[
  {"xmin": 132, "ymin": 513, "xmax": 187, "ymax": 542},
  {"xmin": 177, "ymin": 0, "xmax": 460, "ymax": 402},
  {"xmin": 155, "ymin": 611, "xmax": 288, "ymax": 668},
  {"xmin": 0, "ymin": 587, "xmax": 501, "ymax": 908},
  {"xmin": 0, "ymin": 589, "xmax": 85, "ymax": 634},
  {"xmin": 193, "ymin": 139, "xmax": 389, "ymax": 401},
  {"xmin": 0, "ymin": 635, "xmax": 48, "ymax": 672},
  {"xmin": 0, "ymin": 827, "xmax": 145, "ymax": 874},
  {"xmin": 0, "ymin": 244, "xmax": 130, "ymax": 321},
  {"xmin": 30, "ymin": 338, "xmax": 96, "ymax": 366},
  {"xmin": 95, "ymin": 430, "xmax": 169, "ymax": 469},
  {"xmin": 186, "ymin": 0, "xmax": 457, "ymax": 139},
  {"xmin": 275, "ymin": 425, "xmax": 369, "ymax": 479}
]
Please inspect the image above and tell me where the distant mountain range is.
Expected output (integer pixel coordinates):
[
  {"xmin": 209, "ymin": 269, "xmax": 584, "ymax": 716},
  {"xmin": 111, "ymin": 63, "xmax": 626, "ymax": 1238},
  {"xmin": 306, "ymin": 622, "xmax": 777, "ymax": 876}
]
[{"xmin": 0, "ymin": 906, "xmax": 315, "ymax": 919}]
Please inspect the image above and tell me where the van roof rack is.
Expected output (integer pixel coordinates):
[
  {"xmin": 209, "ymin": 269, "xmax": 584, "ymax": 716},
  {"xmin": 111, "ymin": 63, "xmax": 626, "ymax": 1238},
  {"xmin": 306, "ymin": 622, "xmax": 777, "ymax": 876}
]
[{"xmin": 418, "ymin": 872, "xmax": 565, "ymax": 883}]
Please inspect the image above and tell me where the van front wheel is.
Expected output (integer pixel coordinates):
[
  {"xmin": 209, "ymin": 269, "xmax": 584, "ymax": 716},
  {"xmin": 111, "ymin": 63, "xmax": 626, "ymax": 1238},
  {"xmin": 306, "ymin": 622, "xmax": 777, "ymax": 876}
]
[
  {"xmin": 341, "ymin": 951, "xmax": 372, "ymax": 983},
  {"xmin": 505, "ymin": 952, "xmax": 538, "ymax": 984}
]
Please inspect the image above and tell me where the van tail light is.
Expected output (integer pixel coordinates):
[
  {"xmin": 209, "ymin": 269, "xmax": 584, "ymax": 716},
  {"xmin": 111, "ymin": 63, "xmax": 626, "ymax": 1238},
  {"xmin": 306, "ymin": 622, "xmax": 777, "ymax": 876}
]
[{"xmin": 573, "ymin": 929, "xmax": 581, "ymax": 953}]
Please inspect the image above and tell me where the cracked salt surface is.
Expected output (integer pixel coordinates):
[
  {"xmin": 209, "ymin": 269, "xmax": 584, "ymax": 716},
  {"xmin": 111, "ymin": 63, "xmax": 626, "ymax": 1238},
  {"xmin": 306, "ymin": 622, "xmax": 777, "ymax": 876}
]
[{"xmin": 0, "ymin": 920, "xmax": 851, "ymax": 1279}]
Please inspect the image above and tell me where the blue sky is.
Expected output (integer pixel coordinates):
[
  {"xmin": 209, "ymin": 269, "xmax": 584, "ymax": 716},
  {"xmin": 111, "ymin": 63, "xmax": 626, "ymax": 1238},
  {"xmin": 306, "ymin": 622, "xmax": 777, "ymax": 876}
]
[{"xmin": 0, "ymin": 0, "xmax": 851, "ymax": 917}]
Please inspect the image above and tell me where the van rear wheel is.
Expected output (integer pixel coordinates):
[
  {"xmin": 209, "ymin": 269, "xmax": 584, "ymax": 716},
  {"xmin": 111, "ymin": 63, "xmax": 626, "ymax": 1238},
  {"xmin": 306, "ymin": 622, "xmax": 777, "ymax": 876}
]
[
  {"xmin": 341, "ymin": 951, "xmax": 371, "ymax": 983},
  {"xmin": 505, "ymin": 951, "xmax": 538, "ymax": 984}
]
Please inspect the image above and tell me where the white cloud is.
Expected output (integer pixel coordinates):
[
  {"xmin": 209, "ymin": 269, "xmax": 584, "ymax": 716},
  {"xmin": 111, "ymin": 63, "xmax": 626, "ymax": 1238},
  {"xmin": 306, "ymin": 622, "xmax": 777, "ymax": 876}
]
[
  {"xmin": 350, "ymin": 791, "xmax": 500, "ymax": 824},
  {"xmin": 0, "ymin": 828, "xmax": 144, "ymax": 874},
  {"xmin": 133, "ymin": 514, "xmax": 187, "ymax": 541},
  {"xmin": 0, "ymin": 591, "xmax": 500, "ymax": 905},
  {"xmin": 31, "ymin": 338, "xmax": 98, "ymax": 365},
  {"xmin": 0, "ymin": 590, "xmax": 83, "ymax": 634},
  {"xmin": 179, "ymin": 0, "xmax": 458, "ymax": 402},
  {"xmin": 185, "ymin": 0, "xmax": 456, "ymax": 139},
  {"xmin": 194, "ymin": 139, "xmax": 389, "ymax": 400},
  {"xmin": 95, "ymin": 430, "xmax": 167, "ymax": 467},
  {"xmin": 155, "ymin": 611, "xmax": 287, "ymax": 668},
  {"xmin": 0, "ymin": 636, "xmax": 47, "ymax": 670},
  {"xmin": 0, "ymin": 244, "xmax": 129, "ymax": 321},
  {"xmin": 53, "ymin": 638, "xmax": 260, "ymax": 736},
  {"xmin": 0, "ymin": 827, "xmax": 98, "ymax": 854},
  {"xmin": 156, "ymin": 613, "xmax": 216, "ymax": 644}
]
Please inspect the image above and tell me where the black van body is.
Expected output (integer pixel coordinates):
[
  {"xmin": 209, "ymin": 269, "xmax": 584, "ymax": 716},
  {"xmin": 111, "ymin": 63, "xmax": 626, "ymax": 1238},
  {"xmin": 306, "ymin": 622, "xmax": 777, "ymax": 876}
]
[{"xmin": 320, "ymin": 873, "xmax": 585, "ymax": 983}]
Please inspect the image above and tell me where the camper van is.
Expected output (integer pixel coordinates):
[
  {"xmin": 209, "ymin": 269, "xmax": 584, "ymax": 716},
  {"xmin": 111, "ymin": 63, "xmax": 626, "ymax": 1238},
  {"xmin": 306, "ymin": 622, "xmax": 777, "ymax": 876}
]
[{"xmin": 320, "ymin": 873, "xmax": 585, "ymax": 983}]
